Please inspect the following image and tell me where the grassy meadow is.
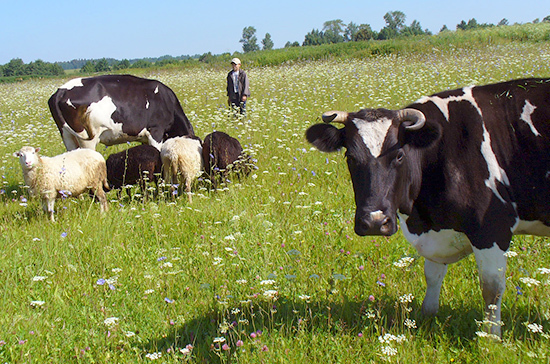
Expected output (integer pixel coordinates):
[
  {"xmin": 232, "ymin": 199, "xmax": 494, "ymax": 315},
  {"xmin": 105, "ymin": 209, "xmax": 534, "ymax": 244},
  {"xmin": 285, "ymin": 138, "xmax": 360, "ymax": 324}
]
[{"xmin": 1, "ymin": 41, "xmax": 550, "ymax": 363}]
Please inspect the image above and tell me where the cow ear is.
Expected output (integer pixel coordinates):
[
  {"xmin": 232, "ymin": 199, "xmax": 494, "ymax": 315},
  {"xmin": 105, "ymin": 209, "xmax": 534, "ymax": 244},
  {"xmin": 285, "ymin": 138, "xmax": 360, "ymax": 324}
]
[
  {"xmin": 399, "ymin": 120, "xmax": 442, "ymax": 149},
  {"xmin": 306, "ymin": 123, "xmax": 344, "ymax": 153}
]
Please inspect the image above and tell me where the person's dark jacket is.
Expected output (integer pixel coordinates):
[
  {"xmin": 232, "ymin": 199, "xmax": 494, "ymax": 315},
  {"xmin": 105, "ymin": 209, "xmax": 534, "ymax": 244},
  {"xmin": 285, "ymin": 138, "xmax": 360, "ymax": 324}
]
[{"xmin": 227, "ymin": 70, "xmax": 250, "ymax": 102}]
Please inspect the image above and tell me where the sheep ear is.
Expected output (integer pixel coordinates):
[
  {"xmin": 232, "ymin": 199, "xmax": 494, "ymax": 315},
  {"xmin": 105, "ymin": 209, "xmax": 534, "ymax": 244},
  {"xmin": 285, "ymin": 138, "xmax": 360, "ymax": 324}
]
[{"xmin": 13, "ymin": 152, "xmax": 20, "ymax": 158}]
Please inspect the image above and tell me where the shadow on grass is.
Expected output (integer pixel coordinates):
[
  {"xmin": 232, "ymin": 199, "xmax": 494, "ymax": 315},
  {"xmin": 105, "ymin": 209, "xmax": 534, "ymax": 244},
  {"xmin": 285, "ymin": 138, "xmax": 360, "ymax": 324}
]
[{"xmin": 141, "ymin": 292, "xmax": 547, "ymax": 362}]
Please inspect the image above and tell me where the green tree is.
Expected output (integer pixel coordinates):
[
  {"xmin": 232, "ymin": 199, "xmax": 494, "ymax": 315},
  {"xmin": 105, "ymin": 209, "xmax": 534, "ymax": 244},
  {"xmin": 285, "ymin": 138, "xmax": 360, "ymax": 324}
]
[
  {"xmin": 355, "ymin": 24, "xmax": 376, "ymax": 41},
  {"xmin": 113, "ymin": 59, "xmax": 131, "ymax": 70},
  {"xmin": 303, "ymin": 29, "xmax": 325, "ymax": 46},
  {"xmin": 131, "ymin": 60, "xmax": 152, "ymax": 69},
  {"xmin": 378, "ymin": 11, "xmax": 406, "ymax": 39},
  {"xmin": 284, "ymin": 41, "xmax": 300, "ymax": 47},
  {"xmin": 3, "ymin": 58, "xmax": 25, "ymax": 77},
  {"xmin": 94, "ymin": 58, "xmax": 111, "ymax": 72},
  {"xmin": 543, "ymin": 15, "xmax": 550, "ymax": 23},
  {"xmin": 80, "ymin": 61, "xmax": 96, "ymax": 73},
  {"xmin": 401, "ymin": 20, "xmax": 430, "ymax": 37},
  {"xmin": 323, "ymin": 19, "xmax": 345, "ymax": 43},
  {"xmin": 262, "ymin": 33, "xmax": 274, "ymax": 50},
  {"xmin": 498, "ymin": 18, "xmax": 509, "ymax": 26},
  {"xmin": 240, "ymin": 26, "xmax": 259, "ymax": 53}
]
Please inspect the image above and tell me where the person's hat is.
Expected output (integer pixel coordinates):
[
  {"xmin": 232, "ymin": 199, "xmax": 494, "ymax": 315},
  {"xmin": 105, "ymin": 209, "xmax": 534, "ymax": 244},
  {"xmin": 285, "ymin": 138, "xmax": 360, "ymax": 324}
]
[{"xmin": 231, "ymin": 58, "xmax": 241, "ymax": 65}]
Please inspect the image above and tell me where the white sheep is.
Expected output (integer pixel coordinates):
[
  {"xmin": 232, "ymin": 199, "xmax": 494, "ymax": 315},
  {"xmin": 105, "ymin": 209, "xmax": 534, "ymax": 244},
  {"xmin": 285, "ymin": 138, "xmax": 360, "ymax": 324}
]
[
  {"xmin": 160, "ymin": 136, "xmax": 203, "ymax": 202},
  {"xmin": 14, "ymin": 146, "xmax": 109, "ymax": 221}
]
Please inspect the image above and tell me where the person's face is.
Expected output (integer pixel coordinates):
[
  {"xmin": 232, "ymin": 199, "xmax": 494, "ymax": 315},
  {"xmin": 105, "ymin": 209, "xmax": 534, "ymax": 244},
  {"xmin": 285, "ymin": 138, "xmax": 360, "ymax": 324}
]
[{"xmin": 232, "ymin": 62, "xmax": 240, "ymax": 71}]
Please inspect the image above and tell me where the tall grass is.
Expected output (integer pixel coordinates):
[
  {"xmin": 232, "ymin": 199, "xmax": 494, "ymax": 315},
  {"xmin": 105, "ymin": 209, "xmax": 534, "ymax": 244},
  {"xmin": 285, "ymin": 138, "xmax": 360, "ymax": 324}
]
[{"xmin": 0, "ymin": 41, "xmax": 549, "ymax": 363}]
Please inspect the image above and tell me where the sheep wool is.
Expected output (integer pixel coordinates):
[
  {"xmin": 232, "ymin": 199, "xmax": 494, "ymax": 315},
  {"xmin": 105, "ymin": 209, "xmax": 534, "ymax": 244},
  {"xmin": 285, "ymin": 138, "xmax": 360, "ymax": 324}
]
[
  {"xmin": 14, "ymin": 146, "xmax": 109, "ymax": 221},
  {"xmin": 160, "ymin": 136, "xmax": 203, "ymax": 203}
]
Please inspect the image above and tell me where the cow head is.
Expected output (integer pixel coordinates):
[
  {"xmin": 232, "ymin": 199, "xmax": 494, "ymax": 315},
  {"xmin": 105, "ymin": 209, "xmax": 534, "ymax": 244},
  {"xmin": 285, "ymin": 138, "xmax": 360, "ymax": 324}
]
[{"xmin": 306, "ymin": 108, "xmax": 441, "ymax": 236}]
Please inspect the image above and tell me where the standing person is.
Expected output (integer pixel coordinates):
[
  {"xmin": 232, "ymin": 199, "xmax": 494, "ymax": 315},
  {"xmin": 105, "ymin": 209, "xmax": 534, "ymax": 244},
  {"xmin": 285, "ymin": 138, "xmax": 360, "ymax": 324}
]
[{"xmin": 227, "ymin": 58, "xmax": 250, "ymax": 115}]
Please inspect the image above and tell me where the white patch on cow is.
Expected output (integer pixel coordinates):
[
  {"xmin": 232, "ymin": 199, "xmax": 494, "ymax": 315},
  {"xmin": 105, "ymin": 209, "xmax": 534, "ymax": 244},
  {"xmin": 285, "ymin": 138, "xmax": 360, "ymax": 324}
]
[
  {"xmin": 60, "ymin": 78, "xmax": 84, "ymax": 90},
  {"xmin": 520, "ymin": 100, "xmax": 539, "ymax": 136},
  {"xmin": 370, "ymin": 210, "xmax": 384, "ymax": 221},
  {"xmin": 398, "ymin": 213, "xmax": 473, "ymax": 264},
  {"xmin": 417, "ymin": 86, "xmax": 481, "ymax": 121},
  {"xmin": 137, "ymin": 128, "xmax": 163, "ymax": 151},
  {"xmin": 472, "ymin": 243, "xmax": 507, "ymax": 336},
  {"xmin": 146, "ymin": 99, "xmax": 150, "ymax": 109},
  {"xmin": 66, "ymin": 99, "xmax": 76, "ymax": 109},
  {"xmin": 154, "ymin": 85, "xmax": 159, "ymax": 94},
  {"xmin": 353, "ymin": 117, "xmax": 392, "ymax": 157},
  {"xmin": 481, "ymin": 125, "xmax": 510, "ymax": 202}
]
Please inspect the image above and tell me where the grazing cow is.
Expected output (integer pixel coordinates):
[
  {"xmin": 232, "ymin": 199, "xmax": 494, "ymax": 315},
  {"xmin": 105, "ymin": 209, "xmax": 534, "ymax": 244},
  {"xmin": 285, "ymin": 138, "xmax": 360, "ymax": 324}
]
[
  {"xmin": 106, "ymin": 144, "xmax": 162, "ymax": 195},
  {"xmin": 202, "ymin": 131, "xmax": 253, "ymax": 187},
  {"xmin": 48, "ymin": 74, "xmax": 195, "ymax": 151},
  {"xmin": 306, "ymin": 78, "xmax": 550, "ymax": 337}
]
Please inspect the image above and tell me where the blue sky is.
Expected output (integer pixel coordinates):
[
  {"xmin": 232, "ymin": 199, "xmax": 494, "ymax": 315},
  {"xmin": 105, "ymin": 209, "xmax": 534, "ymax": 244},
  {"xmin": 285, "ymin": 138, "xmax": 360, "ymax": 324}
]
[{"xmin": 1, "ymin": 0, "xmax": 548, "ymax": 64}]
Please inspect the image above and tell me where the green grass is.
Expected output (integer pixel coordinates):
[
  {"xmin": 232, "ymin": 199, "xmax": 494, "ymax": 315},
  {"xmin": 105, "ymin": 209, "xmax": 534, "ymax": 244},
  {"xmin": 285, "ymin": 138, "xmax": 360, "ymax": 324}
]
[{"xmin": 0, "ymin": 40, "xmax": 550, "ymax": 363}]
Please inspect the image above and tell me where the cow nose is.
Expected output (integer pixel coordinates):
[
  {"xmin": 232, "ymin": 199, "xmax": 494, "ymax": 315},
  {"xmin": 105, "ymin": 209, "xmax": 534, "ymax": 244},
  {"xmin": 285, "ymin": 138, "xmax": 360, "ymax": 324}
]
[{"xmin": 355, "ymin": 210, "xmax": 395, "ymax": 236}]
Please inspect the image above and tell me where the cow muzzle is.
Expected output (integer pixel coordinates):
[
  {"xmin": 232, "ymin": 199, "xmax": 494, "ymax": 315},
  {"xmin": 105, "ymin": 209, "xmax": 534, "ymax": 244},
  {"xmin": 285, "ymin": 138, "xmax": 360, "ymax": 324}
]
[{"xmin": 354, "ymin": 210, "xmax": 397, "ymax": 236}]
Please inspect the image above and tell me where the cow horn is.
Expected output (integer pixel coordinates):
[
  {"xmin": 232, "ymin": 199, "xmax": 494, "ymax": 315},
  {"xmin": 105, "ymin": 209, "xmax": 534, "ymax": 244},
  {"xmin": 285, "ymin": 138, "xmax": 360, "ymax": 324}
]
[
  {"xmin": 322, "ymin": 111, "xmax": 348, "ymax": 124},
  {"xmin": 397, "ymin": 108, "xmax": 426, "ymax": 130}
]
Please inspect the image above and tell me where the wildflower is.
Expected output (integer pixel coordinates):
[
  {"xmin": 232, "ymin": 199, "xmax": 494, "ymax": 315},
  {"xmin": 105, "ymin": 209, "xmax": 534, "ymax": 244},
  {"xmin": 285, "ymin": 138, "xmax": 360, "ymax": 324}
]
[
  {"xmin": 299, "ymin": 294, "xmax": 311, "ymax": 301},
  {"xmin": 236, "ymin": 340, "xmax": 244, "ymax": 347},
  {"xmin": 250, "ymin": 332, "xmax": 257, "ymax": 339},
  {"xmin": 261, "ymin": 345, "xmax": 269, "ymax": 352},
  {"xmin": 393, "ymin": 257, "xmax": 415, "ymax": 268},
  {"xmin": 538, "ymin": 268, "xmax": 550, "ymax": 274},
  {"xmin": 213, "ymin": 337, "xmax": 226, "ymax": 343},
  {"xmin": 381, "ymin": 346, "xmax": 397, "ymax": 357},
  {"xmin": 164, "ymin": 297, "xmax": 174, "ymax": 304},
  {"xmin": 404, "ymin": 319, "xmax": 417, "ymax": 329},
  {"xmin": 263, "ymin": 290, "xmax": 278, "ymax": 299},
  {"xmin": 30, "ymin": 300, "xmax": 45, "ymax": 308},
  {"xmin": 32, "ymin": 276, "xmax": 47, "ymax": 282},
  {"xmin": 236, "ymin": 279, "xmax": 248, "ymax": 284},
  {"xmin": 145, "ymin": 352, "xmax": 162, "ymax": 360},
  {"xmin": 61, "ymin": 232, "xmax": 68, "ymax": 238},
  {"xmin": 503, "ymin": 251, "xmax": 518, "ymax": 258},
  {"xmin": 399, "ymin": 294, "xmax": 414, "ymax": 303},
  {"xmin": 222, "ymin": 344, "xmax": 230, "ymax": 351},
  {"xmin": 124, "ymin": 331, "xmax": 135, "ymax": 337},
  {"xmin": 520, "ymin": 277, "xmax": 541, "ymax": 287},
  {"xmin": 103, "ymin": 317, "xmax": 119, "ymax": 328},
  {"xmin": 144, "ymin": 289, "xmax": 155, "ymax": 295},
  {"xmin": 369, "ymin": 295, "xmax": 375, "ymax": 302},
  {"xmin": 526, "ymin": 322, "xmax": 544, "ymax": 334},
  {"xmin": 260, "ymin": 279, "xmax": 276, "ymax": 285}
]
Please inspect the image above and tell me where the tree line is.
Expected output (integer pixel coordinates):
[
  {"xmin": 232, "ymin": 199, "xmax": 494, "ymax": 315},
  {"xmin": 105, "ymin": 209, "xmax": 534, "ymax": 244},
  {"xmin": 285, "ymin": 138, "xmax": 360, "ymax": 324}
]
[
  {"xmin": 240, "ymin": 11, "xmax": 550, "ymax": 51},
  {"xmin": 1, "ymin": 11, "xmax": 549, "ymax": 79}
]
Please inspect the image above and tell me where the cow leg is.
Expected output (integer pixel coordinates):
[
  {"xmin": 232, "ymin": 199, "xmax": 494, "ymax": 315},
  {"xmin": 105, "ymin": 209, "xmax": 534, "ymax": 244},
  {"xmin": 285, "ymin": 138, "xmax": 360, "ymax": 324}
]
[
  {"xmin": 472, "ymin": 244, "xmax": 507, "ymax": 337},
  {"xmin": 61, "ymin": 130, "xmax": 80, "ymax": 151},
  {"xmin": 421, "ymin": 259, "xmax": 448, "ymax": 316}
]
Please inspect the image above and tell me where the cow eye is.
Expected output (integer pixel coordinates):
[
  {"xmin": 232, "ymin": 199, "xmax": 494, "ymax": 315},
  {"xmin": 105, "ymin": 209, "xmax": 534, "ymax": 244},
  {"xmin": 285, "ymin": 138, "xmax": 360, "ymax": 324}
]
[{"xmin": 395, "ymin": 150, "xmax": 405, "ymax": 163}]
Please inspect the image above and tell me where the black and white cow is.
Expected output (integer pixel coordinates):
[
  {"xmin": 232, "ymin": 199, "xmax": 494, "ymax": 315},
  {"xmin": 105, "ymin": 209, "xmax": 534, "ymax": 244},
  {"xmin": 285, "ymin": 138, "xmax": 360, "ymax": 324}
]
[
  {"xmin": 48, "ymin": 74, "xmax": 195, "ymax": 151},
  {"xmin": 306, "ymin": 78, "xmax": 550, "ymax": 336}
]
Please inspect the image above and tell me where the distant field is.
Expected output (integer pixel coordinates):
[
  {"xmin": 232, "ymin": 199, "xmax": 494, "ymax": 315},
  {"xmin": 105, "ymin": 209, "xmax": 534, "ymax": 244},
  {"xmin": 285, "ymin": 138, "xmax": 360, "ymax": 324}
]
[{"xmin": 0, "ymin": 42, "xmax": 549, "ymax": 363}]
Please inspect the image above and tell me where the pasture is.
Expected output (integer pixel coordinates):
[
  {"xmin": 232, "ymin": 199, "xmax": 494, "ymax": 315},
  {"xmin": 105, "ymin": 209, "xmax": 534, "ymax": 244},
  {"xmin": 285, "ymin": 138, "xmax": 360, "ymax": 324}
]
[{"xmin": 0, "ymin": 42, "xmax": 549, "ymax": 363}]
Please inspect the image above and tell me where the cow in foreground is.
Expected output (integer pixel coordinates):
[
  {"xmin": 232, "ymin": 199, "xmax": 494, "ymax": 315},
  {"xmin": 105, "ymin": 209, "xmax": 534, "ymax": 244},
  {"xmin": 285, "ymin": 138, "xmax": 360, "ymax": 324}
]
[
  {"xmin": 48, "ymin": 75, "xmax": 195, "ymax": 151},
  {"xmin": 306, "ymin": 78, "xmax": 550, "ymax": 337}
]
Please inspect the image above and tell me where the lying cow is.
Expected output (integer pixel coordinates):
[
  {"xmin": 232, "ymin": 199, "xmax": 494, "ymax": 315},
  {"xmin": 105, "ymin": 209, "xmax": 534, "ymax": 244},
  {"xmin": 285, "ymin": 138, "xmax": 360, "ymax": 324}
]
[
  {"xmin": 306, "ymin": 78, "xmax": 550, "ymax": 337},
  {"xmin": 48, "ymin": 74, "xmax": 195, "ymax": 151}
]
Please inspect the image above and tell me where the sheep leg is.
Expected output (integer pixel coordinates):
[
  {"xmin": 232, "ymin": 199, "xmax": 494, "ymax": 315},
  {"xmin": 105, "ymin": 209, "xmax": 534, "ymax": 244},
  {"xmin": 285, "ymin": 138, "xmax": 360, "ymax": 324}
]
[
  {"xmin": 42, "ymin": 197, "xmax": 55, "ymax": 222},
  {"xmin": 185, "ymin": 176, "xmax": 192, "ymax": 203},
  {"xmin": 94, "ymin": 185, "xmax": 108, "ymax": 213}
]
